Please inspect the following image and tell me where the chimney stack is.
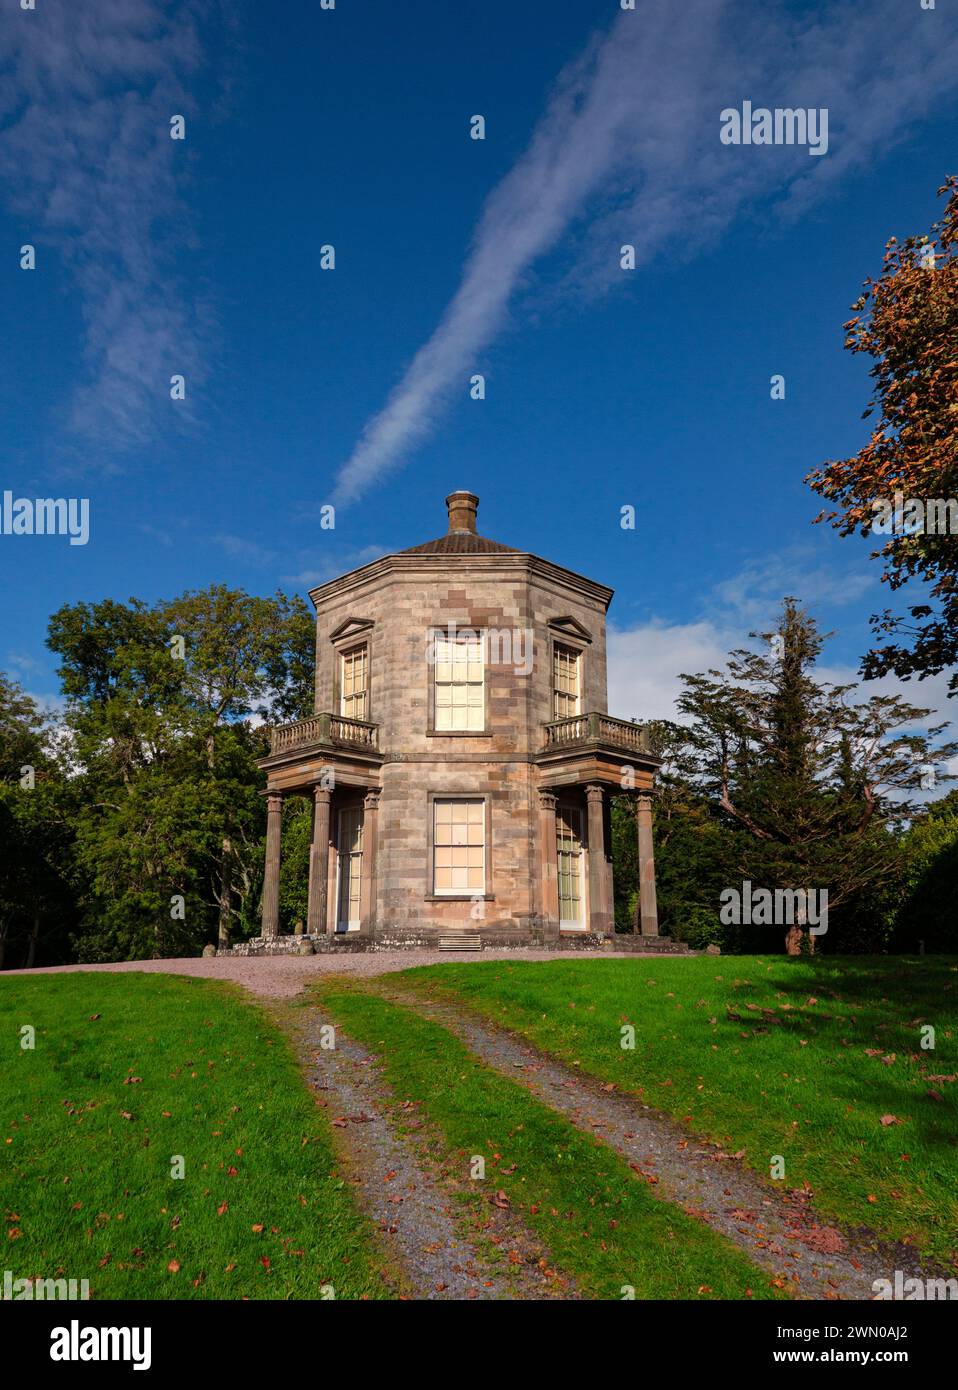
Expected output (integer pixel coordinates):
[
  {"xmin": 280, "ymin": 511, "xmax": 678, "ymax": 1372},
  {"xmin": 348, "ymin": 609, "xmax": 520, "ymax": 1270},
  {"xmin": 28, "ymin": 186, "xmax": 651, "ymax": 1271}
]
[{"xmin": 445, "ymin": 490, "xmax": 479, "ymax": 535}]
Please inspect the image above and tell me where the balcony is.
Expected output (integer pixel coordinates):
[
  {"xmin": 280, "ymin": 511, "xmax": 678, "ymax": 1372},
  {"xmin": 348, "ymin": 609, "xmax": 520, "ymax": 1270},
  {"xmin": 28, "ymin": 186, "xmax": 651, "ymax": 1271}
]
[
  {"xmin": 538, "ymin": 712, "xmax": 659, "ymax": 789},
  {"xmin": 543, "ymin": 712, "xmax": 652, "ymax": 754},
  {"xmin": 268, "ymin": 712, "xmax": 380, "ymax": 757}
]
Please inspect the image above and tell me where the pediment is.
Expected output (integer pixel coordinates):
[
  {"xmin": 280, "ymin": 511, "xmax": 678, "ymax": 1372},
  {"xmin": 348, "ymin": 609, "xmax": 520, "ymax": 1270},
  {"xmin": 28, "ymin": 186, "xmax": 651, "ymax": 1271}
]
[
  {"xmin": 329, "ymin": 616, "xmax": 375, "ymax": 643},
  {"xmin": 548, "ymin": 615, "xmax": 592, "ymax": 643}
]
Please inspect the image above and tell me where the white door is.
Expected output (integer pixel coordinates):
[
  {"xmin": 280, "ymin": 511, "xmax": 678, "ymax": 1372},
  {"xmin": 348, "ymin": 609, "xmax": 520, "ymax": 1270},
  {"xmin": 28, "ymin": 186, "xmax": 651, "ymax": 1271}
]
[
  {"xmin": 336, "ymin": 807, "xmax": 364, "ymax": 932},
  {"xmin": 557, "ymin": 805, "xmax": 585, "ymax": 929}
]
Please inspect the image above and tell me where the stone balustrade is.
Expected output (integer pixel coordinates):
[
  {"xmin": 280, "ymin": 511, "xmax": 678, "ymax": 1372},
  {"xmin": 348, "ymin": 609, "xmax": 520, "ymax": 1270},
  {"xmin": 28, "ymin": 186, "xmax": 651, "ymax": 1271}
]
[
  {"xmin": 269, "ymin": 712, "xmax": 380, "ymax": 756},
  {"xmin": 542, "ymin": 711, "xmax": 651, "ymax": 754}
]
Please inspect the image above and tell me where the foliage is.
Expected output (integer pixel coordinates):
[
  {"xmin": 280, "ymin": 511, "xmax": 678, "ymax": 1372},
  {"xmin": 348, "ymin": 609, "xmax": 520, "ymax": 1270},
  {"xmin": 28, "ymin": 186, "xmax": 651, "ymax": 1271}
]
[
  {"xmin": 41, "ymin": 586, "xmax": 313, "ymax": 961},
  {"xmin": 808, "ymin": 175, "xmax": 958, "ymax": 697}
]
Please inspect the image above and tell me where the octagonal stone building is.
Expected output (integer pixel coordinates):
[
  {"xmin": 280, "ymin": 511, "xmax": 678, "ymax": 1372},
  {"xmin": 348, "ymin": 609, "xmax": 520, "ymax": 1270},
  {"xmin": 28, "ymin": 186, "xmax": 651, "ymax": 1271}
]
[{"xmin": 257, "ymin": 491, "xmax": 660, "ymax": 948}]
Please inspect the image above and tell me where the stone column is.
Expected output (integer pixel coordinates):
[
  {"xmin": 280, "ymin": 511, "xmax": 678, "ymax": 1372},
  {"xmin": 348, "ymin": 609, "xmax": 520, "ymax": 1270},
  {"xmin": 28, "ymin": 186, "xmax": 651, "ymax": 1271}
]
[
  {"xmin": 635, "ymin": 793, "xmax": 659, "ymax": 937},
  {"xmin": 261, "ymin": 793, "xmax": 283, "ymax": 939},
  {"xmin": 307, "ymin": 787, "xmax": 332, "ymax": 936},
  {"xmin": 537, "ymin": 790, "xmax": 560, "ymax": 935},
  {"xmin": 586, "ymin": 783, "xmax": 612, "ymax": 935},
  {"xmin": 360, "ymin": 790, "xmax": 380, "ymax": 936}
]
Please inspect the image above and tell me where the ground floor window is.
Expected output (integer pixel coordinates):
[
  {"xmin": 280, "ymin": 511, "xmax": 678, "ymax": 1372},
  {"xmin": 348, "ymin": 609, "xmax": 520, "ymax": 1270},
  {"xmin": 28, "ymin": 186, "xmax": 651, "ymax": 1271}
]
[
  {"xmin": 433, "ymin": 798, "xmax": 485, "ymax": 895},
  {"xmin": 557, "ymin": 804, "xmax": 585, "ymax": 927},
  {"xmin": 336, "ymin": 806, "xmax": 364, "ymax": 931}
]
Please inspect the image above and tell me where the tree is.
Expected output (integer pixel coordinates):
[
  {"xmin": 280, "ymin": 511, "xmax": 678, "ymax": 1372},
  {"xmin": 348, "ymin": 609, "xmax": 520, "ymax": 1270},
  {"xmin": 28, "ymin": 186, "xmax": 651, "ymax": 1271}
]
[
  {"xmin": 611, "ymin": 721, "xmax": 728, "ymax": 943},
  {"xmin": 0, "ymin": 675, "xmax": 76, "ymax": 969},
  {"xmin": 45, "ymin": 586, "xmax": 314, "ymax": 960},
  {"xmin": 674, "ymin": 600, "xmax": 955, "ymax": 953},
  {"xmin": 891, "ymin": 789, "xmax": 958, "ymax": 953},
  {"xmin": 808, "ymin": 175, "xmax": 958, "ymax": 696}
]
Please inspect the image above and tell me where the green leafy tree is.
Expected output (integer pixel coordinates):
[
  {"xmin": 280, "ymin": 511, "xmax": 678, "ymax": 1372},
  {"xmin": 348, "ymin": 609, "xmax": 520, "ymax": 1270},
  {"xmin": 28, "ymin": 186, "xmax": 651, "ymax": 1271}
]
[
  {"xmin": 46, "ymin": 586, "xmax": 313, "ymax": 961},
  {"xmin": 0, "ymin": 675, "xmax": 76, "ymax": 968},
  {"xmin": 891, "ymin": 789, "xmax": 958, "ymax": 952},
  {"xmin": 672, "ymin": 600, "xmax": 954, "ymax": 953}
]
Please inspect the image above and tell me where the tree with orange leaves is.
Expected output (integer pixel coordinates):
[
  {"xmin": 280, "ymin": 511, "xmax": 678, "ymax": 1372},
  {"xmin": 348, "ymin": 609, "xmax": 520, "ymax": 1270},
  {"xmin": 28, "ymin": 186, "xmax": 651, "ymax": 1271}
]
[{"xmin": 808, "ymin": 176, "xmax": 958, "ymax": 696}]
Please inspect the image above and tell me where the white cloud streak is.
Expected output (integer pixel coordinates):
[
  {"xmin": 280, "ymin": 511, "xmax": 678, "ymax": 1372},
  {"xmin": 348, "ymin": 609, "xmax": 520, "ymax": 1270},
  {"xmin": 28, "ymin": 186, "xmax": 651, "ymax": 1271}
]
[
  {"xmin": 0, "ymin": 1, "xmax": 227, "ymax": 454},
  {"xmin": 334, "ymin": 0, "xmax": 958, "ymax": 504}
]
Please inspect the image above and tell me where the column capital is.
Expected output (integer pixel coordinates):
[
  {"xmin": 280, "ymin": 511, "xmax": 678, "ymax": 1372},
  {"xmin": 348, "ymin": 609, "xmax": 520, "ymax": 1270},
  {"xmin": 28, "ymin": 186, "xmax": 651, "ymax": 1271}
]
[
  {"xmin": 265, "ymin": 790, "xmax": 283, "ymax": 810},
  {"xmin": 538, "ymin": 789, "xmax": 558, "ymax": 811},
  {"xmin": 363, "ymin": 789, "xmax": 381, "ymax": 810},
  {"xmin": 312, "ymin": 784, "xmax": 332, "ymax": 805},
  {"xmin": 585, "ymin": 782, "xmax": 605, "ymax": 803}
]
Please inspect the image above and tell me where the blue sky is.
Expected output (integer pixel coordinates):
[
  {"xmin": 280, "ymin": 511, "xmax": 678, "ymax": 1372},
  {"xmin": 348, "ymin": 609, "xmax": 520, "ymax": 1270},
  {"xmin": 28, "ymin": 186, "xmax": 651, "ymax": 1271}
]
[{"xmin": 2, "ymin": 0, "xmax": 957, "ymax": 748}]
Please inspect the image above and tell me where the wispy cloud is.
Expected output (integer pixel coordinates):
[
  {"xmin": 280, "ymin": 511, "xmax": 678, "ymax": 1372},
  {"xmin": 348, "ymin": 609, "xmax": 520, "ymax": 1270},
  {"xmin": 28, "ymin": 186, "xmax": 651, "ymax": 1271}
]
[
  {"xmin": 708, "ymin": 548, "xmax": 875, "ymax": 630},
  {"xmin": 333, "ymin": 0, "xmax": 958, "ymax": 504},
  {"xmin": 212, "ymin": 532, "xmax": 277, "ymax": 567},
  {"xmin": 282, "ymin": 544, "xmax": 389, "ymax": 588},
  {"xmin": 0, "ymin": 1, "xmax": 229, "ymax": 456}
]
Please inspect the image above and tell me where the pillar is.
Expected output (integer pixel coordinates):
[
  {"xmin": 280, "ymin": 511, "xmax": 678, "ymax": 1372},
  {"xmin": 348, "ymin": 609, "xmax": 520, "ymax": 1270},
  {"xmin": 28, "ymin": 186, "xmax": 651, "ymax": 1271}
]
[
  {"xmin": 307, "ymin": 786, "xmax": 332, "ymax": 935},
  {"xmin": 360, "ymin": 790, "xmax": 380, "ymax": 936},
  {"xmin": 586, "ymin": 783, "xmax": 612, "ymax": 935},
  {"xmin": 635, "ymin": 793, "xmax": 659, "ymax": 936},
  {"xmin": 538, "ymin": 790, "xmax": 560, "ymax": 935},
  {"xmin": 261, "ymin": 792, "xmax": 283, "ymax": 939}
]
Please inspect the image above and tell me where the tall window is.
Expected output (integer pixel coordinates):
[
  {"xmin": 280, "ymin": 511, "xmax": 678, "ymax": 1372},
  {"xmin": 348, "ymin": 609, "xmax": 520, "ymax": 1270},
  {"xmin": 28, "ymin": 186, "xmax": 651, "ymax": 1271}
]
[
  {"xmin": 433, "ymin": 799, "xmax": 485, "ymax": 895},
  {"xmin": 552, "ymin": 644, "xmax": 580, "ymax": 719},
  {"xmin": 557, "ymin": 806, "xmax": 584, "ymax": 925},
  {"xmin": 336, "ymin": 807, "xmax": 364, "ymax": 930},
  {"xmin": 340, "ymin": 643, "xmax": 368, "ymax": 720},
  {"xmin": 434, "ymin": 632, "xmax": 484, "ymax": 731}
]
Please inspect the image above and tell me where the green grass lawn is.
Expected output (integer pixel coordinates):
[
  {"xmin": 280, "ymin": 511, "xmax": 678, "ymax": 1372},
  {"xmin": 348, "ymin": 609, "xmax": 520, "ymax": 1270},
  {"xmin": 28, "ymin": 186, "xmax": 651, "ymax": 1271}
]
[
  {"xmin": 314, "ymin": 978, "xmax": 783, "ymax": 1300},
  {"xmin": 1, "ymin": 973, "xmax": 388, "ymax": 1299},
  {"xmin": 394, "ymin": 956, "xmax": 958, "ymax": 1267}
]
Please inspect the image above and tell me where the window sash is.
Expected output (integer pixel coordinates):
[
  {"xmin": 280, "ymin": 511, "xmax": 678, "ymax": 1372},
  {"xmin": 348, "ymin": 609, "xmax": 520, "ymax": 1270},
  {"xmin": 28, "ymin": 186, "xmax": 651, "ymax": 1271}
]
[
  {"xmin": 434, "ymin": 634, "xmax": 484, "ymax": 731},
  {"xmin": 557, "ymin": 805, "xmax": 584, "ymax": 924},
  {"xmin": 552, "ymin": 644, "xmax": 580, "ymax": 720},
  {"xmin": 340, "ymin": 643, "xmax": 368, "ymax": 720},
  {"xmin": 433, "ymin": 798, "xmax": 485, "ymax": 895}
]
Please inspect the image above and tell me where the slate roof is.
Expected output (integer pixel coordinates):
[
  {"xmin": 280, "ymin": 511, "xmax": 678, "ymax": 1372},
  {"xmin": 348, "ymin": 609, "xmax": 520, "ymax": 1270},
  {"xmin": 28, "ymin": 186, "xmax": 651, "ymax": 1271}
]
[{"xmin": 398, "ymin": 533, "xmax": 519, "ymax": 556}]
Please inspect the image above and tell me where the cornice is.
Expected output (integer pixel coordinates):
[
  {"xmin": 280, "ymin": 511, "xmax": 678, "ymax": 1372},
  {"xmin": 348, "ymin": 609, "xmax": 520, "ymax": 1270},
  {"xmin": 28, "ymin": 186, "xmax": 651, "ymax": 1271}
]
[{"xmin": 308, "ymin": 551, "xmax": 614, "ymax": 611}]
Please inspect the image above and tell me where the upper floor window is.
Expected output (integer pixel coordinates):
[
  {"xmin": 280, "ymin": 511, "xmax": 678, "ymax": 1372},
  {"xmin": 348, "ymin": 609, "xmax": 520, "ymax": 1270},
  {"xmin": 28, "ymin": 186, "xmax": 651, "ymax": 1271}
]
[
  {"xmin": 340, "ymin": 642, "xmax": 368, "ymax": 720},
  {"xmin": 434, "ymin": 632, "xmax": 484, "ymax": 731},
  {"xmin": 552, "ymin": 643, "xmax": 580, "ymax": 719}
]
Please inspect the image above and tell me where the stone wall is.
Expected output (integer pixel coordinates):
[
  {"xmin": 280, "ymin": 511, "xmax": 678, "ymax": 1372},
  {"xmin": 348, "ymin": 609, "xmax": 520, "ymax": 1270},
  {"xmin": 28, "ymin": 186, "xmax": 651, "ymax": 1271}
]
[{"xmin": 310, "ymin": 556, "xmax": 611, "ymax": 933}]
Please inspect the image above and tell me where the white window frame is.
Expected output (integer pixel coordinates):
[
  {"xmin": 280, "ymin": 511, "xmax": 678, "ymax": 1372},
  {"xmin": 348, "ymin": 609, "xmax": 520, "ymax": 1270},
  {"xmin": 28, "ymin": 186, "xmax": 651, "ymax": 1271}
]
[
  {"xmin": 339, "ymin": 642, "xmax": 369, "ymax": 721},
  {"xmin": 432, "ymin": 797, "xmax": 486, "ymax": 896},
  {"xmin": 552, "ymin": 643, "xmax": 581, "ymax": 720},
  {"xmin": 433, "ymin": 631, "xmax": 485, "ymax": 732},
  {"xmin": 335, "ymin": 805, "xmax": 364, "ymax": 932},
  {"xmin": 557, "ymin": 803, "xmax": 586, "ymax": 929}
]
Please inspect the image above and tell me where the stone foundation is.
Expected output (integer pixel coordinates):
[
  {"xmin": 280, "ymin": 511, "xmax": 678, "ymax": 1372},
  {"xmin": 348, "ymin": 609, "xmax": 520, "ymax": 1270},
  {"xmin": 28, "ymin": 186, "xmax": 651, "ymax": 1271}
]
[{"xmin": 218, "ymin": 930, "xmax": 689, "ymax": 956}]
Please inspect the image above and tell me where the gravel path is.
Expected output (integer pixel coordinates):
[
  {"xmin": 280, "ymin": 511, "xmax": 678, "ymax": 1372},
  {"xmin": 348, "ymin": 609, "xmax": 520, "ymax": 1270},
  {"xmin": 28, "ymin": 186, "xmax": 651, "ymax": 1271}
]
[
  {"xmin": 377, "ymin": 984, "xmax": 947, "ymax": 1302},
  {"xmin": 2, "ymin": 951, "xmax": 623, "ymax": 999},
  {"xmin": 285, "ymin": 1004, "xmax": 578, "ymax": 1301}
]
